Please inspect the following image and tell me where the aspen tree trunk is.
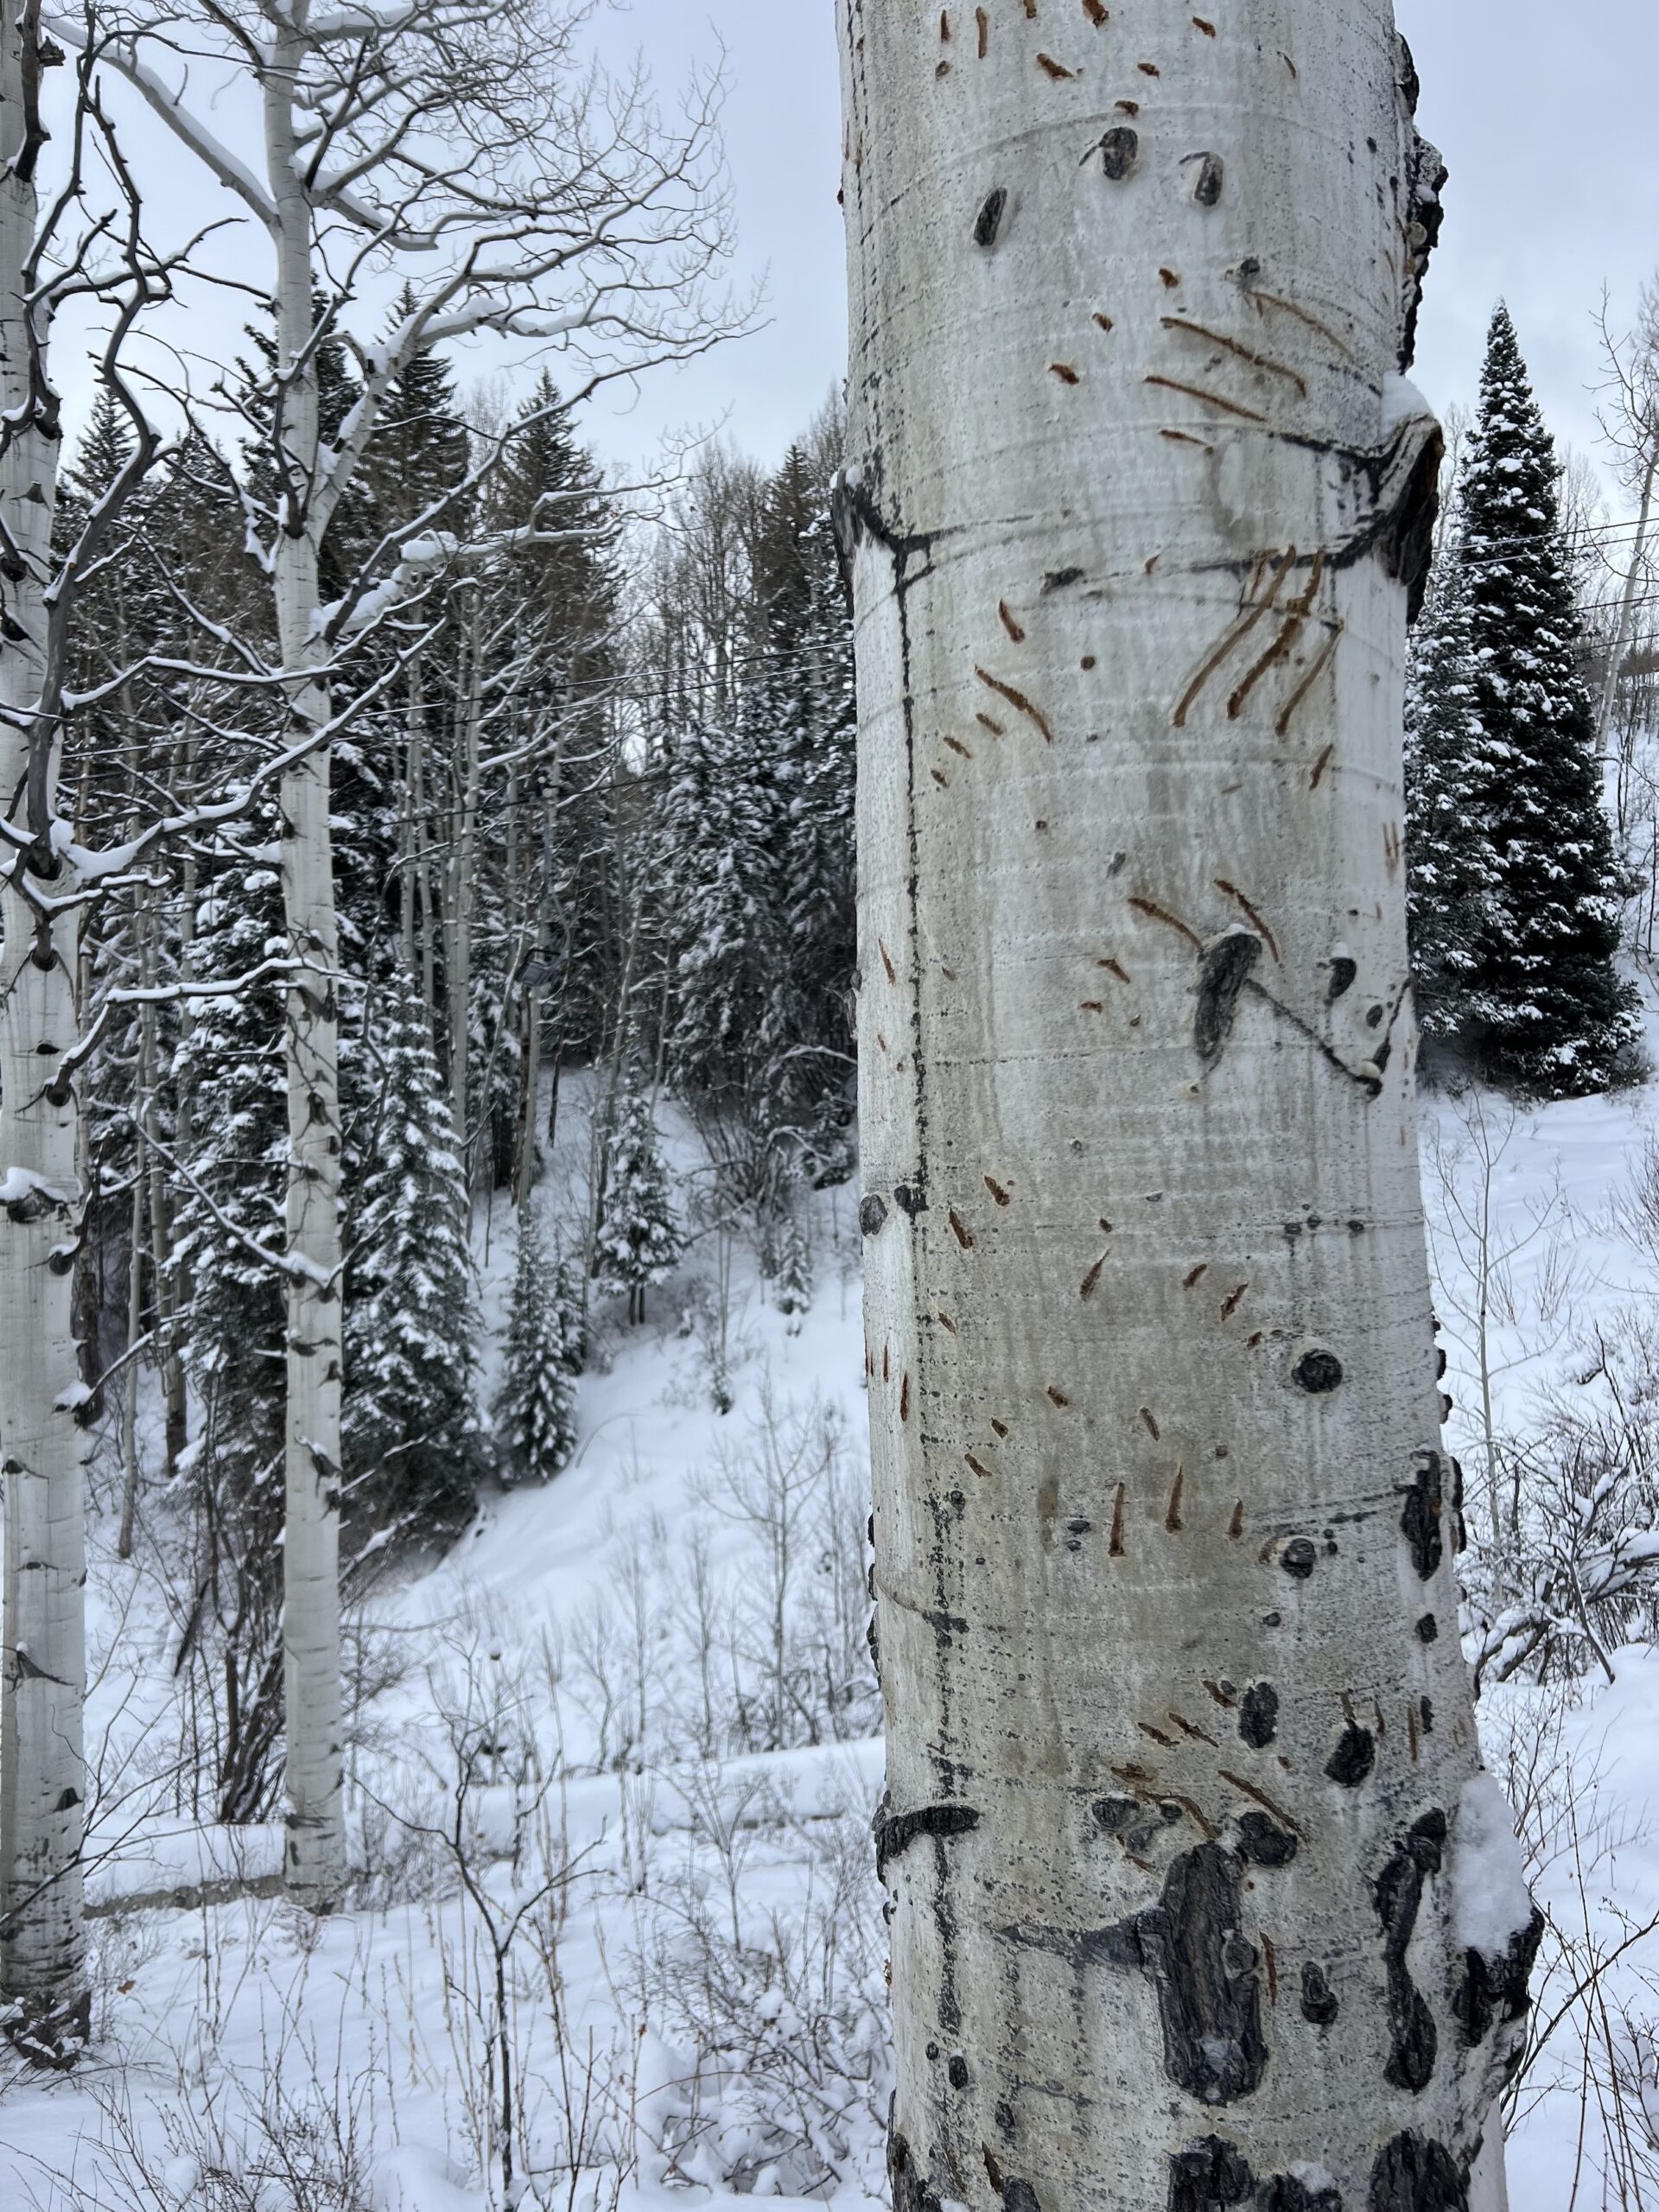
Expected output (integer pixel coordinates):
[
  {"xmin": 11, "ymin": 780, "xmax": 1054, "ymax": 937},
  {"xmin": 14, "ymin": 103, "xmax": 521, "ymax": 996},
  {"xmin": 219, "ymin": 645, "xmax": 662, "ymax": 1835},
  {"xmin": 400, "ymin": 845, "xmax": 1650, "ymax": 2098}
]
[
  {"xmin": 0, "ymin": 0, "xmax": 88, "ymax": 2058},
  {"xmin": 838, "ymin": 6, "xmax": 1536, "ymax": 2207},
  {"xmin": 447, "ymin": 596, "xmax": 483, "ymax": 1187},
  {"xmin": 1599, "ymin": 441, "xmax": 1658, "ymax": 837},
  {"xmin": 268, "ymin": 50, "xmax": 346, "ymax": 1903}
]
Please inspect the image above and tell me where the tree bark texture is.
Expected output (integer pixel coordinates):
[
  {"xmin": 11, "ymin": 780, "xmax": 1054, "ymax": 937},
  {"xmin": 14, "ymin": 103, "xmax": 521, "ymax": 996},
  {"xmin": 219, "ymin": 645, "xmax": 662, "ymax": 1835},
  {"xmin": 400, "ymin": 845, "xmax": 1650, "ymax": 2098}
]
[
  {"xmin": 0, "ymin": 0, "xmax": 89, "ymax": 2056},
  {"xmin": 837, "ymin": 4, "xmax": 1535, "ymax": 2206},
  {"xmin": 269, "ymin": 51, "xmax": 346, "ymax": 1902}
]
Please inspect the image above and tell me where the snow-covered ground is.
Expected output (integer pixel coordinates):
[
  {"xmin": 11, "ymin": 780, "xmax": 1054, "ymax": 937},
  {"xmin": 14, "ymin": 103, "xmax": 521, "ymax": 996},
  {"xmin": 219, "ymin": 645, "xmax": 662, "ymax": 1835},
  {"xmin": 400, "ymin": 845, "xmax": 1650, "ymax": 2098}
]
[{"xmin": 3, "ymin": 1052, "xmax": 1659, "ymax": 2209}]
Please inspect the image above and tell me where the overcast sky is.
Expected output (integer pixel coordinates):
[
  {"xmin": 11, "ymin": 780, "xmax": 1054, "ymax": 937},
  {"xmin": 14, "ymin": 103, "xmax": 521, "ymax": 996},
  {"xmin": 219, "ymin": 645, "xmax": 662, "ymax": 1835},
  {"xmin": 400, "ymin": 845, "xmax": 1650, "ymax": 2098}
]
[{"xmin": 576, "ymin": 0, "xmax": 1659, "ymax": 510}]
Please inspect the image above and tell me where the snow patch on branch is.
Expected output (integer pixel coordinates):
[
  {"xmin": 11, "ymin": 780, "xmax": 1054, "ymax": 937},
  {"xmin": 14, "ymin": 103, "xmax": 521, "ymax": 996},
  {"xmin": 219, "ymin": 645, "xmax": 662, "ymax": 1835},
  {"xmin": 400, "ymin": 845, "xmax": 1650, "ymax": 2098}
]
[{"xmin": 0, "ymin": 1167, "xmax": 72, "ymax": 1210}]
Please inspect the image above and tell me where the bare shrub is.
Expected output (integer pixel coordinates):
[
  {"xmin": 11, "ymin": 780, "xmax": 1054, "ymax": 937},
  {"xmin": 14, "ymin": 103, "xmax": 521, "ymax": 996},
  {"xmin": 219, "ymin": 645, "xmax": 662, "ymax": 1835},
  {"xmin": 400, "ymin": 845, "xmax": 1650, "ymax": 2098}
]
[
  {"xmin": 632, "ymin": 1780, "xmax": 889, "ymax": 2200},
  {"xmin": 1470, "ymin": 1316, "xmax": 1659, "ymax": 1690}
]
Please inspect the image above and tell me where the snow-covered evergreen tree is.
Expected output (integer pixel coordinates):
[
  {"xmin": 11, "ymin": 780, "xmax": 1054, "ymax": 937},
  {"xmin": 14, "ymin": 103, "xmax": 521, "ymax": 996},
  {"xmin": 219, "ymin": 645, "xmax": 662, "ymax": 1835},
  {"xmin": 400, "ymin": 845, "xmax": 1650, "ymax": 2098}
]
[
  {"xmin": 342, "ymin": 972, "xmax": 483, "ymax": 1541},
  {"xmin": 659, "ymin": 714, "xmax": 777, "ymax": 1104},
  {"xmin": 657, "ymin": 429, "xmax": 855, "ymax": 1178},
  {"xmin": 493, "ymin": 1209, "xmax": 577, "ymax": 1486},
  {"xmin": 753, "ymin": 442, "xmax": 857, "ymax": 1174},
  {"xmin": 175, "ymin": 859, "xmax": 289, "ymax": 1501},
  {"xmin": 594, "ymin": 1085, "xmax": 682, "ymax": 1324},
  {"xmin": 1454, "ymin": 305, "xmax": 1638, "ymax": 1095},
  {"xmin": 1405, "ymin": 553, "xmax": 1504, "ymax": 1046}
]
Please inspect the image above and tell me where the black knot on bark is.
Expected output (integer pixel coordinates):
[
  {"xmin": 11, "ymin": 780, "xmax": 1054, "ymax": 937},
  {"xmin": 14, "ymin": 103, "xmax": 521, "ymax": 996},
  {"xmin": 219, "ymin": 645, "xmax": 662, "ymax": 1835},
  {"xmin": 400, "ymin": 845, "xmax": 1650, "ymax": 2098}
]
[
  {"xmin": 1368, "ymin": 2132, "xmax": 1467, "ymax": 2212},
  {"xmin": 1236, "ymin": 1811, "xmax": 1298, "ymax": 1868},
  {"xmin": 1300, "ymin": 1961, "xmax": 1340, "ymax": 2027},
  {"xmin": 860, "ymin": 1193, "xmax": 889, "ymax": 1236},
  {"xmin": 1195, "ymin": 929, "xmax": 1262, "ymax": 1066},
  {"xmin": 1325, "ymin": 1723, "xmax": 1376, "ymax": 1788},
  {"xmin": 974, "ymin": 187, "xmax": 1007, "ymax": 246},
  {"xmin": 1293, "ymin": 1348, "xmax": 1344, "ymax": 1395},
  {"xmin": 1189, "ymin": 151, "xmax": 1225, "ymax": 206},
  {"xmin": 1096, "ymin": 126, "xmax": 1139, "ymax": 180},
  {"xmin": 1238, "ymin": 1683, "xmax": 1279, "ymax": 1748}
]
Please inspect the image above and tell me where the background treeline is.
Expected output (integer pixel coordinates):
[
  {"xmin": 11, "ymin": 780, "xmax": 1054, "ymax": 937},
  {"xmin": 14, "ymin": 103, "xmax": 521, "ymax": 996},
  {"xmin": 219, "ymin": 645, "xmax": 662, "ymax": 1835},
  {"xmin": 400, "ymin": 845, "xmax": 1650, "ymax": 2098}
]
[
  {"xmin": 58, "ymin": 325, "xmax": 852, "ymax": 1821},
  {"xmin": 51, "ymin": 289, "xmax": 1659, "ymax": 1833}
]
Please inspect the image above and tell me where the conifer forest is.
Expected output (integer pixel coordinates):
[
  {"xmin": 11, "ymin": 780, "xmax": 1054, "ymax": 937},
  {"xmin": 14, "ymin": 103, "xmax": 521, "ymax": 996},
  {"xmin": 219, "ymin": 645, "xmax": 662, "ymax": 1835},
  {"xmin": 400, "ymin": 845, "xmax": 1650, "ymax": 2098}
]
[{"xmin": 0, "ymin": 3, "xmax": 1657, "ymax": 2209}]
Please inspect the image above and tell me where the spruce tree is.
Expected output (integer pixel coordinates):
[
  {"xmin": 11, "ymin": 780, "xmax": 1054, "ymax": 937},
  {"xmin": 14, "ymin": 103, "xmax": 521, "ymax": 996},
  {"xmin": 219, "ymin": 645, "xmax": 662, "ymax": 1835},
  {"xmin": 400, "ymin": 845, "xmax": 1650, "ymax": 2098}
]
[
  {"xmin": 1453, "ymin": 305, "xmax": 1638, "ymax": 1094},
  {"xmin": 342, "ymin": 971, "xmax": 483, "ymax": 1541},
  {"xmin": 493, "ymin": 1209, "xmax": 577, "ymax": 1486},
  {"xmin": 171, "ymin": 851, "xmax": 293, "ymax": 1825},
  {"xmin": 1404, "ymin": 553, "xmax": 1504, "ymax": 1046},
  {"xmin": 594, "ymin": 1085, "xmax": 682, "ymax": 1325},
  {"xmin": 656, "ymin": 432, "xmax": 856, "ymax": 1179},
  {"xmin": 175, "ymin": 855, "xmax": 290, "ymax": 1502}
]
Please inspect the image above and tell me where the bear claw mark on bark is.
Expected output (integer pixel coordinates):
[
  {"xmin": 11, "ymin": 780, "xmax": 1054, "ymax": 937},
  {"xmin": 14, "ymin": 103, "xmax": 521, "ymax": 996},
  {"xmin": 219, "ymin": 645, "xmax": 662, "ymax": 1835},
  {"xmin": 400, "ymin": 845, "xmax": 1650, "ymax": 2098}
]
[
  {"xmin": 874, "ymin": 1799, "xmax": 982, "ymax": 1883},
  {"xmin": 1195, "ymin": 929, "xmax": 1264, "ymax": 1066},
  {"xmin": 1147, "ymin": 373, "xmax": 1268, "ymax": 427},
  {"xmin": 1213, "ymin": 880, "xmax": 1280, "ymax": 961},
  {"xmin": 1173, "ymin": 546, "xmax": 1298, "ymax": 728},
  {"xmin": 1162, "ymin": 316, "xmax": 1309, "ymax": 397},
  {"xmin": 976, "ymin": 665, "xmax": 1054, "ymax": 742},
  {"xmin": 1374, "ymin": 1812, "xmax": 1447, "ymax": 2095},
  {"xmin": 1367, "ymin": 2132, "xmax": 1467, "ymax": 2211}
]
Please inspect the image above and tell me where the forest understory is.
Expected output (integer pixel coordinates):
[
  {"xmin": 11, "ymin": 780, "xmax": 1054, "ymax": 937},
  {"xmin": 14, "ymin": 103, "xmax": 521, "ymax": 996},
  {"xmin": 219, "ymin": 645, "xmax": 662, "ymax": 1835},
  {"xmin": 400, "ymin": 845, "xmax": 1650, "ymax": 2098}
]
[{"xmin": 0, "ymin": 1037, "xmax": 1655, "ymax": 2211}]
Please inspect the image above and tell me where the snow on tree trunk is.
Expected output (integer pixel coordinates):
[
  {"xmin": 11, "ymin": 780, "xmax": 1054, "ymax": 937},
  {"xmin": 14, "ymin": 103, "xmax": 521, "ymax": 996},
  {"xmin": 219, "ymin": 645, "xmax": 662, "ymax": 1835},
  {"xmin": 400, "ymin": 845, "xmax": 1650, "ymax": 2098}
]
[
  {"xmin": 838, "ymin": 6, "xmax": 1535, "ymax": 2206},
  {"xmin": 269, "ymin": 59, "xmax": 346, "ymax": 1903},
  {"xmin": 0, "ymin": 0, "xmax": 89, "ymax": 2059}
]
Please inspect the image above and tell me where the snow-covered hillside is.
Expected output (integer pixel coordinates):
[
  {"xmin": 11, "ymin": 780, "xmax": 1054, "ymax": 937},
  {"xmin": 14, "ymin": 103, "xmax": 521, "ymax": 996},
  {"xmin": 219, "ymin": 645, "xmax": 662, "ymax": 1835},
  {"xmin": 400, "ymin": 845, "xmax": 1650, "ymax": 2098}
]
[{"xmin": 2, "ymin": 1060, "xmax": 1658, "ymax": 2209}]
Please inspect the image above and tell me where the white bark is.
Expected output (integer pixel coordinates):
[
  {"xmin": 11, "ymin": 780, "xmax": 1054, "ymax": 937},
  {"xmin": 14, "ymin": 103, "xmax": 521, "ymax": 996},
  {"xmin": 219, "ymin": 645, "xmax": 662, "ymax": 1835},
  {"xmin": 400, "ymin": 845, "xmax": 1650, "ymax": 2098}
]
[
  {"xmin": 839, "ymin": 4, "xmax": 1533, "ymax": 2205},
  {"xmin": 446, "ymin": 600, "xmax": 483, "ymax": 1185},
  {"xmin": 1599, "ymin": 441, "xmax": 1657, "ymax": 836},
  {"xmin": 269, "ymin": 49, "xmax": 346, "ymax": 1903},
  {"xmin": 0, "ymin": 0, "xmax": 88, "ymax": 2055}
]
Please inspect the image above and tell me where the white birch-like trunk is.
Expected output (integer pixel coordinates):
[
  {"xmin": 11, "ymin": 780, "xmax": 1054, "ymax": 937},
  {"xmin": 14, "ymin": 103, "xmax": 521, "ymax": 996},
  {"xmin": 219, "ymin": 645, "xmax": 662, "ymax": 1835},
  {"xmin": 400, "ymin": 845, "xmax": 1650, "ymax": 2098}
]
[
  {"xmin": 0, "ymin": 0, "xmax": 88, "ymax": 2057},
  {"xmin": 446, "ymin": 599, "xmax": 483, "ymax": 1182},
  {"xmin": 839, "ymin": 4, "xmax": 1534, "ymax": 2204},
  {"xmin": 1599, "ymin": 441, "xmax": 1657, "ymax": 837},
  {"xmin": 268, "ymin": 54, "xmax": 346, "ymax": 1903}
]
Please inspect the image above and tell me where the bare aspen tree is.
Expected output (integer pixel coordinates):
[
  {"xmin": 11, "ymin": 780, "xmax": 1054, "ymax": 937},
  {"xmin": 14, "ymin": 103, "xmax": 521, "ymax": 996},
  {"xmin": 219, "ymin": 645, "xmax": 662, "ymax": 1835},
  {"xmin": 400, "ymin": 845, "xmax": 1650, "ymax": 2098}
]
[
  {"xmin": 838, "ymin": 7, "xmax": 1537, "ymax": 2208},
  {"xmin": 0, "ymin": 0, "xmax": 86, "ymax": 2063},
  {"xmin": 1594, "ymin": 286, "xmax": 1659, "ymax": 830},
  {"xmin": 0, "ymin": 18, "xmax": 186, "ymax": 2057},
  {"xmin": 99, "ymin": 0, "xmax": 732, "ymax": 1902}
]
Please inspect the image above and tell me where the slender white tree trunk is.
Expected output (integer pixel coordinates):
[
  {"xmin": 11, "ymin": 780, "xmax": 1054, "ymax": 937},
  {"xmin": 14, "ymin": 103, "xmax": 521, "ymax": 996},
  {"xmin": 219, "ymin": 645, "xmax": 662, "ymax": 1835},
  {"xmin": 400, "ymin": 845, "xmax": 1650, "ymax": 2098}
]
[
  {"xmin": 1599, "ymin": 439, "xmax": 1657, "ymax": 836},
  {"xmin": 840, "ymin": 4, "xmax": 1534, "ymax": 2205},
  {"xmin": 268, "ymin": 55, "xmax": 346, "ymax": 1904},
  {"xmin": 0, "ymin": 0, "xmax": 88, "ymax": 2058},
  {"xmin": 447, "ymin": 595, "xmax": 483, "ymax": 1183}
]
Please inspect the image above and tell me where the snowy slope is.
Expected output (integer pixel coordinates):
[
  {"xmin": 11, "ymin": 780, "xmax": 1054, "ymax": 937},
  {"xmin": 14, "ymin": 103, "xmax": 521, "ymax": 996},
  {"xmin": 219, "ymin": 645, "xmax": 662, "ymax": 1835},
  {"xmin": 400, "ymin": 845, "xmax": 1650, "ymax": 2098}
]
[{"xmin": 1, "ymin": 1065, "xmax": 1657, "ymax": 2207}]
